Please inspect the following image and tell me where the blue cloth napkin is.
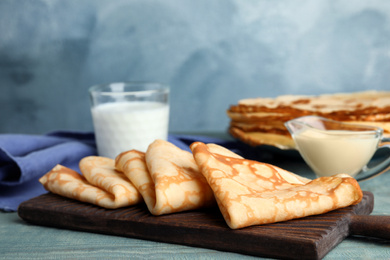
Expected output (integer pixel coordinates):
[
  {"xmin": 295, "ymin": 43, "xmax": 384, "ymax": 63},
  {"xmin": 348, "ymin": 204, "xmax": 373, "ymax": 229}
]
[
  {"xmin": 0, "ymin": 131, "xmax": 97, "ymax": 212},
  {"xmin": 0, "ymin": 132, "xmax": 238, "ymax": 212}
]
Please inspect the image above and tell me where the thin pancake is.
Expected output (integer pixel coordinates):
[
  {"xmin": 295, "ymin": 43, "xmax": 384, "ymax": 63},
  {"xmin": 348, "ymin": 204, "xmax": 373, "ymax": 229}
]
[
  {"xmin": 39, "ymin": 161, "xmax": 142, "ymax": 209},
  {"xmin": 115, "ymin": 139, "xmax": 215, "ymax": 215},
  {"xmin": 190, "ymin": 142, "xmax": 363, "ymax": 229},
  {"xmin": 229, "ymin": 126, "xmax": 296, "ymax": 149},
  {"xmin": 233, "ymin": 91, "xmax": 390, "ymax": 114},
  {"xmin": 79, "ymin": 156, "xmax": 142, "ymax": 207}
]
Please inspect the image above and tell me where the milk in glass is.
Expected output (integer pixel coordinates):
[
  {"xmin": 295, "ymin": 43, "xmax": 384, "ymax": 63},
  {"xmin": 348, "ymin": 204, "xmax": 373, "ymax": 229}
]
[{"xmin": 92, "ymin": 101, "xmax": 169, "ymax": 158}]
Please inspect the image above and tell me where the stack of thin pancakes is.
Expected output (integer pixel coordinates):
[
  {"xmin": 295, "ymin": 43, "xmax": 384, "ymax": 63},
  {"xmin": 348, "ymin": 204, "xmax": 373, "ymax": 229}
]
[
  {"xmin": 40, "ymin": 139, "xmax": 363, "ymax": 229},
  {"xmin": 228, "ymin": 90, "xmax": 390, "ymax": 149}
]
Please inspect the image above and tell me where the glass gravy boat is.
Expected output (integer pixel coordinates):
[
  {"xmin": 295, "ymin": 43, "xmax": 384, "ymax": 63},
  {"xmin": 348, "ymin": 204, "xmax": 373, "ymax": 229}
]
[{"xmin": 285, "ymin": 115, "xmax": 390, "ymax": 181}]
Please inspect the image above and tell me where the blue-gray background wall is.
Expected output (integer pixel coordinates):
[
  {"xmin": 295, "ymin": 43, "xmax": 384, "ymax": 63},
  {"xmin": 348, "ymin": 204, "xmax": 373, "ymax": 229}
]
[{"xmin": 1, "ymin": 0, "xmax": 389, "ymax": 134}]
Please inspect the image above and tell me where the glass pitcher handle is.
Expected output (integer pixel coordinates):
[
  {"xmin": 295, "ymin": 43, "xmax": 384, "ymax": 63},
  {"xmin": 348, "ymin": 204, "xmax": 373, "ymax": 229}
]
[{"xmin": 356, "ymin": 137, "xmax": 390, "ymax": 182}]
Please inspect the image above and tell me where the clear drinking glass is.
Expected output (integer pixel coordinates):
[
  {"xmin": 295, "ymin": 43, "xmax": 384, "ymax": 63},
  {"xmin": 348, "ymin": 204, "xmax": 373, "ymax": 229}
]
[{"xmin": 89, "ymin": 82, "xmax": 170, "ymax": 158}]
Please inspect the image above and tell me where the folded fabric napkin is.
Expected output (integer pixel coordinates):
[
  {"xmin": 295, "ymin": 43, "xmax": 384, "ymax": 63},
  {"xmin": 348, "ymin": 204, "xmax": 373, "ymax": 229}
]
[{"xmin": 0, "ymin": 131, "xmax": 237, "ymax": 212}]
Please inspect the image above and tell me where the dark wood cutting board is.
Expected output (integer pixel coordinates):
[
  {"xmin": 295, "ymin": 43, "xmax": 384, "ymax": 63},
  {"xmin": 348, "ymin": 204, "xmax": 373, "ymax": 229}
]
[{"xmin": 18, "ymin": 191, "xmax": 374, "ymax": 260}]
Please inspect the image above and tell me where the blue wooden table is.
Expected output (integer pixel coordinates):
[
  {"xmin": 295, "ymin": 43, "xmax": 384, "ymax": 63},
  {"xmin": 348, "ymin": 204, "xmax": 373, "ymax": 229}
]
[{"xmin": 1, "ymin": 136, "xmax": 390, "ymax": 259}]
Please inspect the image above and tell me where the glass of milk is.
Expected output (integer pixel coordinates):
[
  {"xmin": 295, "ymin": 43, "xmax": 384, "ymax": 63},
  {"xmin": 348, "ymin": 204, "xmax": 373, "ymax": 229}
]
[
  {"xmin": 89, "ymin": 82, "xmax": 169, "ymax": 158},
  {"xmin": 285, "ymin": 116, "xmax": 390, "ymax": 181}
]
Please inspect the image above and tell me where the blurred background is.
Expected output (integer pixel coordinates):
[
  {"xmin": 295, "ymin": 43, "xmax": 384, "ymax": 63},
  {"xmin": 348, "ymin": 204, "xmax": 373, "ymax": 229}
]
[{"xmin": 1, "ymin": 0, "xmax": 389, "ymax": 134}]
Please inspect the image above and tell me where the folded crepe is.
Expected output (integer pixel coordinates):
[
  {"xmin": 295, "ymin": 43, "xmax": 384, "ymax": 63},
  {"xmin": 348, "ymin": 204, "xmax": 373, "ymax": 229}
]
[
  {"xmin": 190, "ymin": 142, "xmax": 363, "ymax": 229},
  {"xmin": 115, "ymin": 139, "xmax": 215, "ymax": 215},
  {"xmin": 39, "ymin": 156, "xmax": 142, "ymax": 209}
]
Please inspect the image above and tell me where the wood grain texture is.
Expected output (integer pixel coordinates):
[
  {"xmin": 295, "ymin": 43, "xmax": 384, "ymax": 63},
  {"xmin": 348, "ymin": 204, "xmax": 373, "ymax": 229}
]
[
  {"xmin": 18, "ymin": 191, "xmax": 374, "ymax": 260},
  {"xmin": 349, "ymin": 215, "xmax": 390, "ymax": 240}
]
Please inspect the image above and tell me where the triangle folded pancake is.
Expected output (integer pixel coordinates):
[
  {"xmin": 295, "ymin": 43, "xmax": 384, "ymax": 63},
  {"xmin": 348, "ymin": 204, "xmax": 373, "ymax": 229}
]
[
  {"xmin": 115, "ymin": 150, "xmax": 157, "ymax": 212},
  {"xmin": 39, "ymin": 156, "xmax": 142, "ymax": 209},
  {"xmin": 190, "ymin": 142, "xmax": 363, "ymax": 229},
  {"xmin": 115, "ymin": 139, "xmax": 215, "ymax": 215}
]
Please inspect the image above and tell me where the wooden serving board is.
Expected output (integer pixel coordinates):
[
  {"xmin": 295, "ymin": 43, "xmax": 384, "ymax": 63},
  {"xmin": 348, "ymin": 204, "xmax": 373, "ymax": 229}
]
[{"xmin": 18, "ymin": 191, "xmax": 374, "ymax": 260}]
